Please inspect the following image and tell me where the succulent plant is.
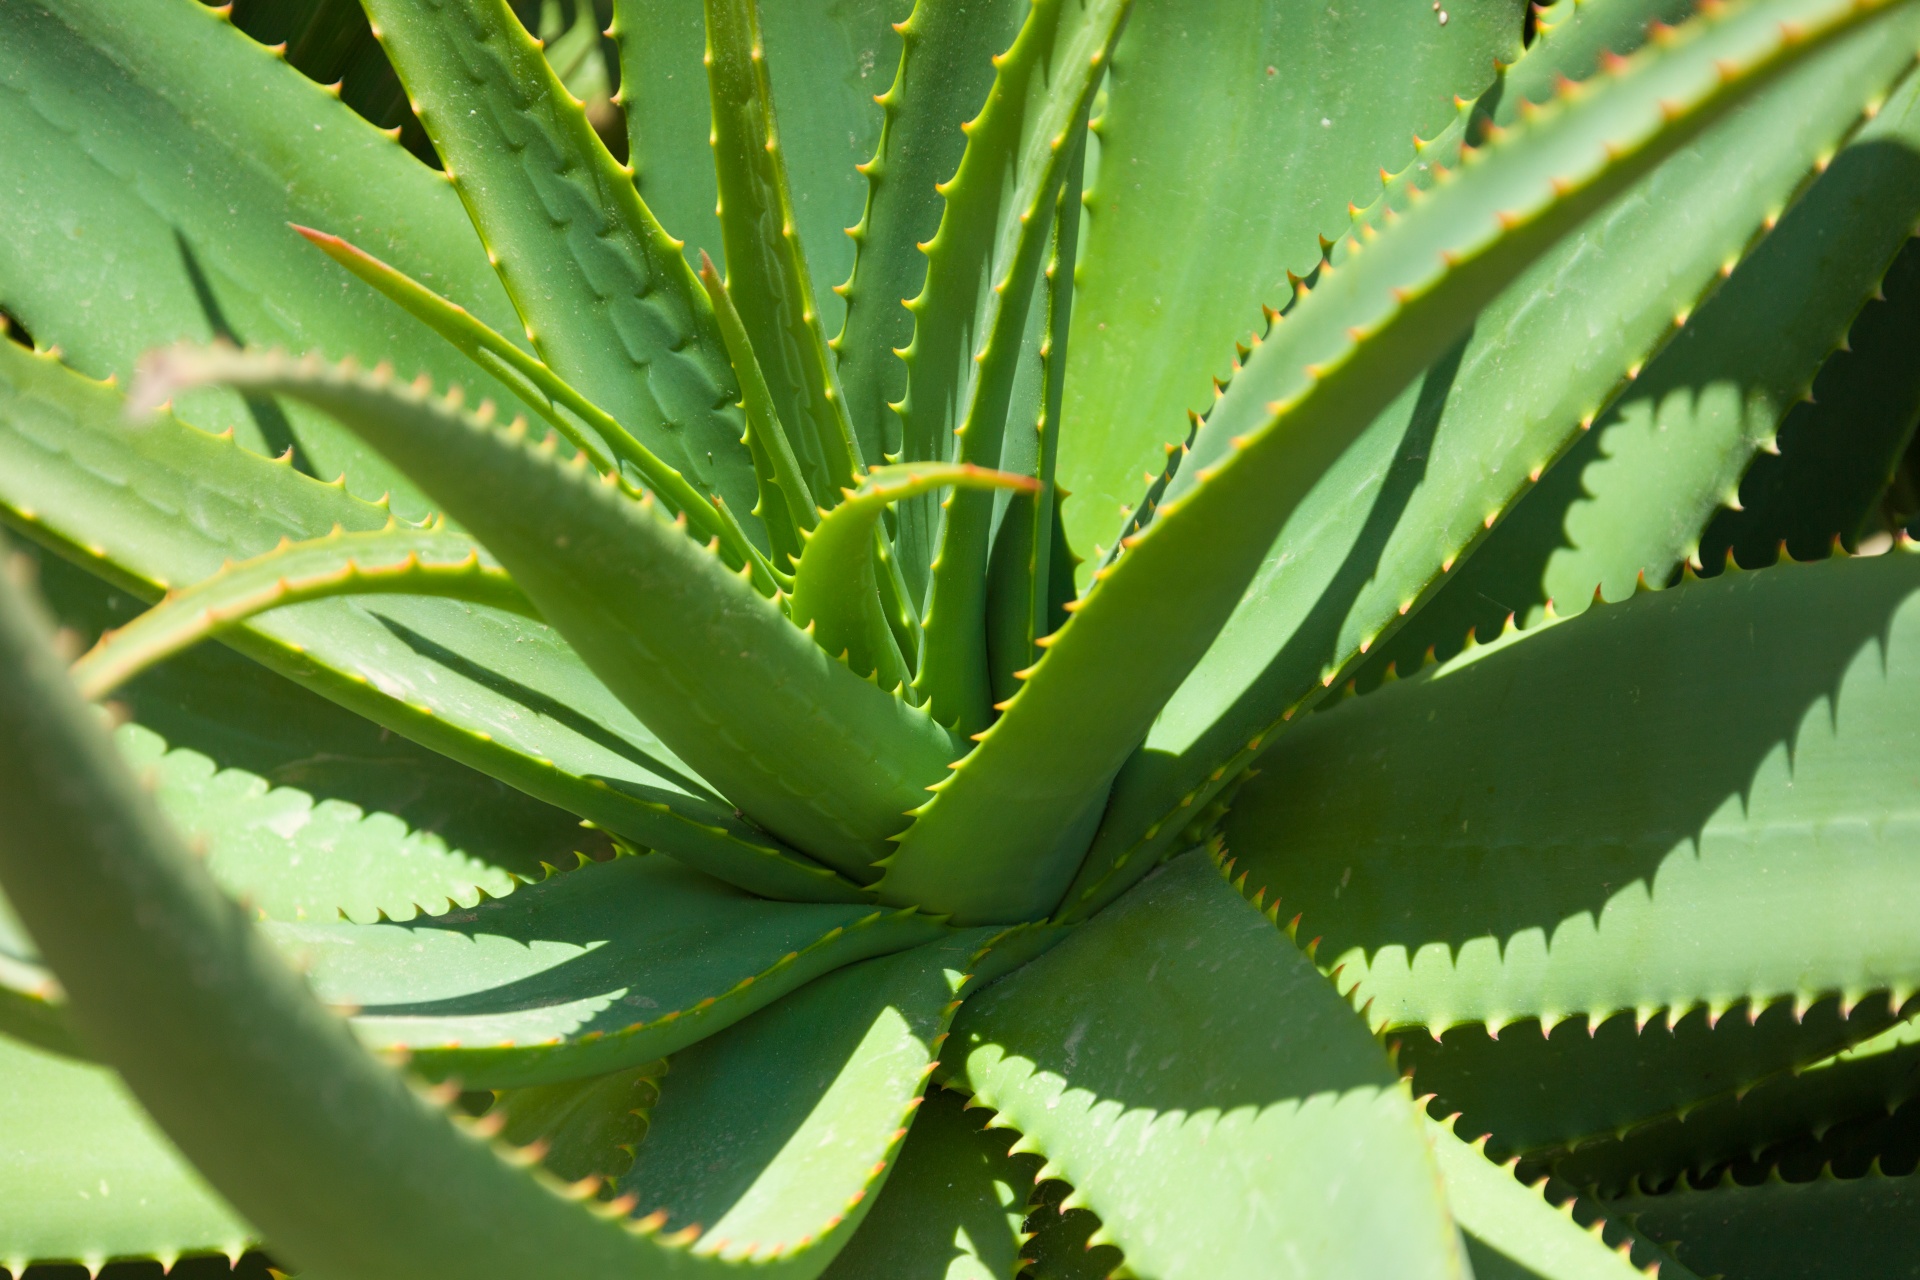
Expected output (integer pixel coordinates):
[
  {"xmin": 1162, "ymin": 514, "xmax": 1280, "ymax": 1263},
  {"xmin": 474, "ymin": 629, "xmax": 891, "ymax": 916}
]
[{"xmin": 6, "ymin": 0, "xmax": 1920, "ymax": 1275}]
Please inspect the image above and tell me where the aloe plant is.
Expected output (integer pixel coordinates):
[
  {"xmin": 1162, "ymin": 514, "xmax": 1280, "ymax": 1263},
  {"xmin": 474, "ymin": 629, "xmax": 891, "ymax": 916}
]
[{"xmin": 6, "ymin": 0, "xmax": 1920, "ymax": 1274}]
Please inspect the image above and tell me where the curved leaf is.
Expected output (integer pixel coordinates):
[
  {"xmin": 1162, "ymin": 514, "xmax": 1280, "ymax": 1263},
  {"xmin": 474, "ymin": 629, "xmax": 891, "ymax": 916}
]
[
  {"xmin": 0, "ymin": 1032, "xmax": 251, "ymax": 1275},
  {"xmin": 1223, "ymin": 549, "xmax": 1920, "ymax": 1148},
  {"xmin": 136, "ymin": 346, "xmax": 961, "ymax": 878},
  {"xmin": 70, "ymin": 525, "xmax": 533, "ymax": 701},
  {"xmin": 0, "ymin": 339, "xmax": 847, "ymax": 901},
  {"xmin": 942, "ymin": 851, "xmax": 1463, "ymax": 1280},
  {"xmin": 619, "ymin": 929, "xmax": 1001, "ymax": 1274},
  {"xmin": 494, "ymin": 1060, "xmax": 666, "ymax": 1195}
]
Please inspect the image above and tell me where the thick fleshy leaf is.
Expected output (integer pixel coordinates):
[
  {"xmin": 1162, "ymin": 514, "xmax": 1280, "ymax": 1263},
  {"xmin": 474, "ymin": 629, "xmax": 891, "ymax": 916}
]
[
  {"xmin": 902, "ymin": 0, "xmax": 1129, "ymax": 736},
  {"xmin": 942, "ymin": 851, "xmax": 1463, "ymax": 1280},
  {"xmin": 833, "ymin": 0, "xmax": 1028, "ymax": 480},
  {"xmin": 0, "ymin": 548, "xmax": 761, "ymax": 1279},
  {"xmin": 0, "ymin": 340, "xmax": 847, "ymax": 901},
  {"xmin": 1605, "ymin": 1169, "xmax": 1920, "ymax": 1279},
  {"xmin": 0, "ymin": 1032, "xmax": 252, "ymax": 1274},
  {"xmin": 362, "ymin": 0, "xmax": 765, "ymax": 541},
  {"xmin": 817, "ymin": 1086, "xmax": 1033, "ymax": 1280},
  {"xmin": 0, "ymin": 0, "xmax": 526, "ymax": 518},
  {"xmin": 619, "ymin": 930, "xmax": 1001, "ymax": 1274},
  {"xmin": 1363, "ymin": 53, "xmax": 1920, "ymax": 688},
  {"xmin": 493, "ymin": 1060, "xmax": 666, "ymax": 1194},
  {"xmin": 886, "ymin": 0, "xmax": 1920, "ymax": 925},
  {"xmin": 279, "ymin": 853, "xmax": 948, "ymax": 1088},
  {"xmin": 1056, "ymin": 0, "xmax": 1525, "ymax": 579},
  {"xmin": 1224, "ymin": 549, "xmax": 1920, "ymax": 1150},
  {"xmin": 1428, "ymin": 1115, "xmax": 1699, "ymax": 1280},
  {"xmin": 136, "ymin": 347, "xmax": 961, "ymax": 878},
  {"xmin": 1067, "ymin": 1, "xmax": 1920, "ymax": 923}
]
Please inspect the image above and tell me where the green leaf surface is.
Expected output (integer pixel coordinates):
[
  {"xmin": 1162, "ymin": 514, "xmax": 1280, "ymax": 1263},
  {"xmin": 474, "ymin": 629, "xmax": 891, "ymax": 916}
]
[
  {"xmin": 1700, "ymin": 236, "xmax": 1920, "ymax": 567},
  {"xmin": 817, "ymin": 1086, "xmax": 1033, "ymax": 1280},
  {"xmin": 832, "ymin": 0, "xmax": 1028, "ymax": 486},
  {"xmin": 0, "ymin": 544, "xmax": 767, "ymax": 1280},
  {"xmin": 942, "ymin": 851, "xmax": 1463, "ymax": 1280},
  {"xmin": 493, "ymin": 1060, "xmax": 665, "ymax": 1192},
  {"xmin": 903, "ymin": 0, "xmax": 1129, "ymax": 736},
  {"xmin": 0, "ymin": 339, "xmax": 846, "ymax": 902},
  {"xmin": 1055, "ymin": 0, "xmax": 1525, "ymax": 581},
  {"xmin": 793, "ymin": 464, "xmax": 1037, "ymax": 694},
  {"xmin": 1363, "ymin": 52, "xmax": 1920, "ymax": 690},
  {"xmin": 893, "ymin": 0, "xmax": 1920, "ymax": 926},
  {"xmin": 619, "ymin": 930, "xmax": 1000, "ymax": 1274},
  {"xmin": 1069, "ymin": 2, "xmax": 1920, "ymax": 923},
  {"xmin": 1223, "ymin": 549, "xmax": 1920, "ymax": 1150},
  {"xmin": 1604, "ymin": 1169, "xmax": 1920, "ymax": 1279},
  {"xmin": 362, "ymin": 0, "xmax": 766, "ymax": 542},
  {"xmin": 70, "ymin": 524, "xmax": 533, "ymax": 701},
  {"xmin": 0, "ymin": 0, "xmax": 528, "ymax": 519},
  {"xmin": 1552, "ymin": 1013, "xmax": 1920, "ymax": 1196},
  {"xmin": 138, "ymin": 347, "xmax": 962, "ymax": 877},
  {"xmin": 1428, "ymin": 1115, "xmax": 1700, "ymax": 1280},
  {"xmin": 0, "ymin": 1032, "xmax": 251, "ymax": 1274},
  {"xmin": 705, "ymin": 0, "xmax": 864, "ymax": 504},
  {"xmin": 278, "ymin": 852, "xmax": 948, "ymax": 1088}
]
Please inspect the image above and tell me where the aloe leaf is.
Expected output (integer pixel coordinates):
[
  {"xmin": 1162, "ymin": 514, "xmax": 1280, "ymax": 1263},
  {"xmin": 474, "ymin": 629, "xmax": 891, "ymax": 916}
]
[
  {"xmin": 697, "ymin": 250, "xmax": 817, "ymax": 573},
  {"xmin": 888, "ymin": 0, "xmax": 1920, "ymax": 926},
  {"xmin": 705, "ymin": 0, "xmax": 864, "ymax": 505},
  {"xmin": 0, "ymin": 553, "xmax": 793, "ymax": 1279},
  {"xmin": 620, "ymin": 929, "xmax": 997, "ymax": 1273},
  {"xmin": 138, "ymin": 346, "xmax": 963, "ymax": 876},
  {"xmin": 793, "ymin": 464, "xmax": 1038, "ymax": 694},
  {"xmin": 1700, "ymin": 239, "xmax": 1920, "ymax": 566},
  {"xmin": 0, "ymin": 0, "xmax": 526, "ymax": 518},
  {"xmin": 816, "ymin": 1086, "xmax": 1033, "ymax": 1280},
  {"xmin": 274, "ymin": 853, "xmax": 948, "ymax": 1088},
  {"xmin": 295, "ymin": 228, "xmax": 779, "ymax": 590},
  {"xmin": 904, "ymin": 0, "xmax": 1129, "ymax": 736},
  {"xmin": 1604, "ymin": 1168, "xmax": 1920, "ymax": 1278},
  {"xmin": 0, "ymin": 340, "xmax": 849, "ymax": 902},
  {"xmin": 494, "ymin": 1060, "xmax": 665, "ymax": 1195},
  {"xmin": 0, "ymin": 1032, "xmax": 252, "ymax": 1275},
  {"xmin": 1222, "ymin": 549, "xmax": 1920, "ymax": 1150},
  {"xmin": 1551, "ymin": 1013, "xmax": 1920, "ymax": 1196},
  {"xmin": 1065, "ymin": 1, "xmax": 1920, "ymax": 924},
  {"xmin": 361, "ymin": 0, "xmax": 766, "ymax": 543},
  {"xmin": 1054, "ymin": 0, "xmax": 1526, "ymax": 580},
  {"xmin": 70, "ymin": 525, "xmax": 533, "ymax": 701},
  {"xmin": 985, "ymin": 128, "xmax": 1086, "ymax": 708},
  {"xmin": 1428, "ymin": 1116, "xmax": 1701, "ymax": 1280},
  {"xmin": 1019, "ymin": 1182, "xmax": 1122, "ymax": 1280},
  {"xmin": 941, "ymin": 851, "xmax": 1459, "ymax": 1279},
  {"xmin": 1362, "ymin": 56, "xmax": 1920, "ymax": 690}
]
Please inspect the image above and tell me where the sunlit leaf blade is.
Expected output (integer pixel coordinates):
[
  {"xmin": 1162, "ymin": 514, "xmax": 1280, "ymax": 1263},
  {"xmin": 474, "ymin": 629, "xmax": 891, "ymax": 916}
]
[
  {"xmin": 1603, "ymin": 1167, "xmax": 1920, "ymax": 1279},
  {"xmin": 620, "ymin": 930, "xmax": 1000, "ymax": 1274},
  {"xmin": 904, "ymin": 0, "xmax": 1129, "ymax": 736},
  {"xmin": 0, "ymin": 339, "xmax": 846, "ymax": 902},
  {"xmin": 942, "ymin": 851, "xmax": 1461, "ymax": 1279},
  {"xmin": 0, "ymin": 0, "xmax": 525, "ymax": 518},
  {"xmin": 1067, "ymin": 0, "xmax": 1920, "ymax": 924},
  {"xmin": 1055, "ymin": 0, "xmax": 1526, "ymax": 582},
  {"xmin": 817, "ymin": 1087, "xmax": 1033, "ymax": 1280},
  {"xmin": 136, "ymin": 346, "xmax": 961, "ymax": 877},
  {"xmin": 793, "ymin": 464, "xmax": 1037, "ymax": 694},
  {"xmin": 1428, "ymin": 1115, "xmax": 1700, "ymax": 1280},
  {"xmin": 0, "ymin": 545, "xmax": 749, "ymax": 1279},
  {"xmin": 0, "ymin": 1032, "xmax": 252, "ymax": 1274},
  {"xmin": 704, "ymin": 0, "xmax": 864, "ymax": 504},
  {"xmin": 70, "ymin": 525, "xmax": 532, "ymax": 701},
  {"xmin": 362, "ymin": 0, "xmax": 766, "ymax": 543},
  {"xmin": 833, "ymin": 0, "xmax": 1028, "ymax": 485},
  {"xmin": 1224, "ymin": 549, "xmax": 1920, "ymax": 1150},
  {"xmin": 886, "ymin": 0, "xmax": 1920, "ymax": 926}
]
